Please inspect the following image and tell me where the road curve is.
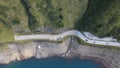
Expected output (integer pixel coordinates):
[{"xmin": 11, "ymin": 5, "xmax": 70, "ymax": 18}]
[{"xmin": 15, "ymin": 30, "xmax": 120, "ymax": 47}]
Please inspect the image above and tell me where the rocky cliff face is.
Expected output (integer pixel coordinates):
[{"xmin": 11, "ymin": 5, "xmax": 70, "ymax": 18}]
[
  {"xmin": 0, "ymin": 39, "xmax": 70, "ymax": 64},
  {"xmin": 0, "ymin": 38, "xmax": 120, "ymax": 68}
]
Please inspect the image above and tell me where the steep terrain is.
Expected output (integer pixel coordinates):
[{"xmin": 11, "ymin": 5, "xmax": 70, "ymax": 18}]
[
  {"xmin": 21, "ymin": 0, "xmax": 88, "ymax": 33},
  {"xmin": 1, "ymin": 0, "xmax": 120, "ymax": 41},
  {"xmin": 0, "ymin": 1, "xmax": 120, "ymax": 68},
  {"xmin": 75, "ymin": 0, "xmax": 120, "ymax": 40},
  {"xmin": 0, "ymin": 38, "xmax": 120, "ymax": 68},
  {"xmin": 0, "ymin": 0, "xmax": 32, "ymax": 42},
  {"xmin": 0, "ymin": 0, "xmax": 88, "ymax": 42}
]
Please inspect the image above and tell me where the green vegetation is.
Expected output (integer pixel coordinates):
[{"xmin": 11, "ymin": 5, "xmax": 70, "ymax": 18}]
[
  {"xmin": 75, "ymin": 0, "xmax": 120, "ymax": 40},
  {"xmin": 0, "ymin": 2, "xmax": 14, "ymax": 42},
  {"xmin": 0, "ymin": 0, "xmax": 32, "ymax": 35},
  {"xmin": 22, "ymin": 0, "xmax": 88, "ymax": 33},
  {"xmin": 0, "ymin": 22, "xmax": 14, "ymax": 42},
  {"xmin": 0, "ymin": 0, "xmax": 88, "ymax": 42},
  {"xmin": 11, "ymin": 18, "xmax": 20, "ymax": 25},
  {"xmin": 1, "ymin": 0, "xmax": 120, "ymax": 46},
  {"xmin": 0, "ymin": 0, "xmax": 33, "ymax": 42}
]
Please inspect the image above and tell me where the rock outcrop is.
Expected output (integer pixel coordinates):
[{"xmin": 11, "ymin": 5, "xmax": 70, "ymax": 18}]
[
  {"xmin": 0, "ymin": 38, "xmax": 70, "ymax": 64},
  {"xmin": 0, "ymin": 38, "xmax": 120, "ymax": 68}
]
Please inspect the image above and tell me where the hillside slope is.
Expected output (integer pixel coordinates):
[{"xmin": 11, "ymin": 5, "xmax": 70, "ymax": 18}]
[
  {"xmin": 21, "ymin": 0, "xmax": 88, "ymax": 33},
  {"xmin": 75, "ymin": 0, "xmax": 120, "ymax": 40},
  {"xmin": 0, "ymin": 0, "xmax": 88, "ymax": 42},
  {"xmin": 1, "ymin": 0, "xmax": 120, "ymax": 42}
]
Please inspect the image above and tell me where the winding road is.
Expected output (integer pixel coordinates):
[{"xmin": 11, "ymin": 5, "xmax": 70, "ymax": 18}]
[{"xmin": 15, "ymin": 30, "xmax": 120, "ymax": 47}]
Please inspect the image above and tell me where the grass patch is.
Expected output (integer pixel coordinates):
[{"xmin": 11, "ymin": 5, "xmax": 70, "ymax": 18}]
[
  {"xmin": 0, "ymin": 22, "xmax": 14, "ymax": 42},
  {"xmin": 0, "ymin": 3, "xmax": 14, "ymax": 42},
  {"xmin": 0, "ymin": 43, "xmax": 8, "ymax": 51}
]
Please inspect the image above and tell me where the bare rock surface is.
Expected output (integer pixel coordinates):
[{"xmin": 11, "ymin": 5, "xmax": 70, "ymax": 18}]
[
  {"xmin": 69, "ymin": 38, "xmax": 120, "ymax": 68},
  {"xmin": 0, "ymin": 38, "xmax": 70, "ymax": 64},
  {"xmin": 0, "ymin": 38, "xmax": 120, "ymax": 68}
]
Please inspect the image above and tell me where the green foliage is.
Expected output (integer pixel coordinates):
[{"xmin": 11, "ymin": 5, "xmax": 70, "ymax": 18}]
[
  {"xmin": 0, "ymin": 3, "xmax": 14, "ymax": 42},
  {"xmin": 20, "ymin": 0, "xmax": 39, "ymax": 32},
  {"xmin": 75, "ymin": 0, "xmax": 120, "ymax": 40},
  {"xmin": 0, "ymin": 0, "xmax": 32, "ymax": 42},
  {"xmin": 0, "ymin": 6, "xmax": 8, "ymax": 15},
  {"xmin": 39, "ymin": 0, "xmax": 63, "ymax": 28},
  {"xmin": 12, "ymin": 18, "xmax": 20, "ymax": 25},
  {"xmin": 22, "ymin": 0, "xmax": 88, "ymax": 33}
]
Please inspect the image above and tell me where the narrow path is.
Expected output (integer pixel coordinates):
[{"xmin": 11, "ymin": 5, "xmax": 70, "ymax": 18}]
[{"xmin": 15, "ymin": 30, "xmax": 120, "ymax": 47}]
